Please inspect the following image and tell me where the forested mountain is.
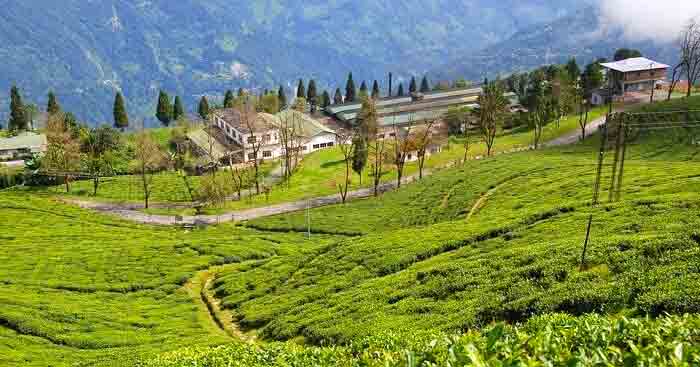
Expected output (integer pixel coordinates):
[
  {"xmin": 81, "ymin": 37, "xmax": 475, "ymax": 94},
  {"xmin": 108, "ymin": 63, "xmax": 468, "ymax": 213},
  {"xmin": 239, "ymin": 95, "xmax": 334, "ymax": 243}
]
[
  {"xmin": 0, "ymin": 0, "xmax": 583, "ymax": 124},
  {"xmin": 431, "ymin": 6, "xmax": 678, "ymax": 82}
]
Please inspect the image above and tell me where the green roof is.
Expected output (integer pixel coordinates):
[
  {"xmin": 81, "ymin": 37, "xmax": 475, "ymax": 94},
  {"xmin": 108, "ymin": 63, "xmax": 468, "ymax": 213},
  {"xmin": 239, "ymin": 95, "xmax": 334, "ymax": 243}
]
[{"xmin": 0, "ymin": 132, "xmax": 46, "ymax": 151}]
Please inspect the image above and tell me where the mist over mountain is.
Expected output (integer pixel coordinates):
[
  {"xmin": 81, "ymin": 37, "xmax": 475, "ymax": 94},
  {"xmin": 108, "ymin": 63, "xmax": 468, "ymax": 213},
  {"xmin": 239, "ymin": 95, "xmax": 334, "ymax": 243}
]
[{"xmin": 0, "ymin": 0, "xmax": 675, "ymax": 124}]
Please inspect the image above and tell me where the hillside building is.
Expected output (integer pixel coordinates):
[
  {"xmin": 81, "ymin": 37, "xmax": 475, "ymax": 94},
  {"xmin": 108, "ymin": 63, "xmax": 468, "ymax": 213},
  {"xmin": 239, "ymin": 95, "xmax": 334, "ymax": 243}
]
[
  {"xmin": 598, "ymin": 57, "xmax": 669, "ymax": 103},
  {"xmin": 190, "ymin": 108, "xmax": 336, "ymax": 164},
  {"xmin": 0, "ymin": 132, "xmax": 47, "ymax": 164}
]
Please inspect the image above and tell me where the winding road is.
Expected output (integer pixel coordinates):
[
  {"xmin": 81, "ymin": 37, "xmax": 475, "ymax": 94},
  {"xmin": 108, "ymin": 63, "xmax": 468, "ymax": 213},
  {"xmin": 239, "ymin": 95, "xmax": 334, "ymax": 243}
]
[{"xmin": 65, "ymin": 117, "xmax": 608, "ymax": 226}]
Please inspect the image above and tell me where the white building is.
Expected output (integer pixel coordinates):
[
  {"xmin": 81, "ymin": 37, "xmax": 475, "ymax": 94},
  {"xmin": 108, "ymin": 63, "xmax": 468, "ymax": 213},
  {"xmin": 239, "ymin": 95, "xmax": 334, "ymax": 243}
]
[
  {"xmin": 209, "ymin": 108, "xmax": 336, "ymax": 163},
  {"xmin": 0, "ymin": 132, "xmax": 47, "ymax": 164}
]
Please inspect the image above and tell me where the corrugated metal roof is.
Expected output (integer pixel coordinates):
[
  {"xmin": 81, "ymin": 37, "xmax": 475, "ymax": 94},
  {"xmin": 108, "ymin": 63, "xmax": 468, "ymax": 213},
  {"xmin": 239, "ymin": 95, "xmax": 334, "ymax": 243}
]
[
  {"xmin": 0, "ymin": 132, "xmax": 46, "ymax": 151},
  {"xmin": 275, "ymin": 110, "xmax": 335, "ymax": 138},
  {"xmin": 601, "ymin": 57, "xmax": 669, "ymax": 73}
]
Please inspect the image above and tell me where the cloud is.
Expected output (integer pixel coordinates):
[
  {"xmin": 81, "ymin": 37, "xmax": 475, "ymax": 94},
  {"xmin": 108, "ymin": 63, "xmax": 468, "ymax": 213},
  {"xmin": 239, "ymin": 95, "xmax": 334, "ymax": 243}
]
[{"xmin": 598, "ymin": 0, "xmax": 700, "ymax": 43}]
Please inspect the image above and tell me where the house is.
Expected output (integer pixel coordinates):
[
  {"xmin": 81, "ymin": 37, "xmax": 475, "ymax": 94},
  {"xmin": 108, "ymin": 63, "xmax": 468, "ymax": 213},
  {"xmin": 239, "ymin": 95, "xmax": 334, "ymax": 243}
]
[
  {"xmin": 275, "ymin": 110, "xmax": 336, "ymax": 155},
  {"xmin": 0, "ymin": 132, "xmax": 47, "ymax": 163},
  {"xmin": 600, "ymin": 57, "xmax": 669, "ymax": 97},
  {"xmin": 211, "ymin": 107, "xmax": 282, "ymax": 162},
  {"xmin": 200, "ymin": 108, "xmax": 337, "ymax": 163}
]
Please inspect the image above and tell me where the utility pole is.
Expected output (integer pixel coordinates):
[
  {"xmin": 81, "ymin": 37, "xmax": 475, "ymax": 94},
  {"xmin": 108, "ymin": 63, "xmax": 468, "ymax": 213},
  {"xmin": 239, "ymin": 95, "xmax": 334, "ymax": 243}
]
[{"xmin": 649, "ymin": 63, "xmax": 656, "ymax": 104}]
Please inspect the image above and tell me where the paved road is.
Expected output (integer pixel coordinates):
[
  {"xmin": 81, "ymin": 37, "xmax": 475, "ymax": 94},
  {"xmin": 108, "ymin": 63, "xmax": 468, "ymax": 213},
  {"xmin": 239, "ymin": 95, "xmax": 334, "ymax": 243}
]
[
  {"xmin": 543, "ymin": 115, "xmax": 607, "ymax": 147},
  {"xmin": 64, "ymin": 123, "xmax": 605, "ymax": 226}
]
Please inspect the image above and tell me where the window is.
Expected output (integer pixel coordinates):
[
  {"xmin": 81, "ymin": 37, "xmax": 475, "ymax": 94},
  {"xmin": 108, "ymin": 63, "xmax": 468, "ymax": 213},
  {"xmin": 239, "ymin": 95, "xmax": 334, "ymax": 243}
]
[
  {"xmin": 408, "ymin": 154, "xmax": 413, "ymax": 160},
  {"xmin": 302, "ymin": 146, "xmax": 308, "ymax": 150},
  {"xmin": 389, "ymin": 133, "xmax": 396, "ymax": 137},
  {"xmin": 327, "ymin": 142, "xmax": 334, "ymax": 147},
  {"xmin": 248, "ymin": 152, "xmax": 257, "ymax": 160},
  {"xmin": 313, "ymin": 144, "xmax": 320, "ymax": 149},
  {"xmin": 263, "ymin": 151, "xmax": 272, "ymax": 158},
  {"xmin": 319, "ymin": 143, "xmax": 327, "ymax": 148},
  {"xmin": 247, "ymin": 136, "xmax": 257, "ymax": 144},
  {"xmin": 263, "ymin": 134, "xmax": 271, "ymax": 143},
  {"xmin": 378, "ymin": 134, "xmax": 385, "ymax": 139}
]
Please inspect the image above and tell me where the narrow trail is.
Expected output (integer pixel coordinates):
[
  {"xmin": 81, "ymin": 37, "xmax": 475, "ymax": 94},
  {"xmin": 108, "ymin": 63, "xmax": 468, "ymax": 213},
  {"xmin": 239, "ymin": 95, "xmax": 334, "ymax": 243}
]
[
  {"xmin": 184, "ymin": 265, "xmax": 254, "ymax": 342},
  {"xmin": 61, "ymin": 122, "xmax": 607, "ymax": 226}
]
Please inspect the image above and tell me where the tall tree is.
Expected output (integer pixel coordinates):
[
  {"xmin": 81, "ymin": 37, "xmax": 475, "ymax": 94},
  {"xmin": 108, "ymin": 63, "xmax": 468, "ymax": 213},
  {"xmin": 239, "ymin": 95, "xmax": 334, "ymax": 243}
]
[
  {"xmin": 409, "ymin": 77, "xmax": 417, "ymax": 94},
  {"xmin": 8, "ymin": 85, "xmax": 27, "ymax": 132},
  {"xmin": 345, "ymin": 73, "xmax": 356, "ymax": 103},
  {"xmin": 680, "ymin": 20, "xmax": 700, "ymax": 98},
  {"xmin": 297, "ymin": 79, "xmax": 306, "ymax": 99},
  {"xmin": 420, "ymin": 76, "xmax": 430, "ymax": 93},
  {"xmin": 397, "ymin": 83, "xmax": 405, "ymax": 96},
  {"xmin": 352, "ymin": 135, "xmax": 367, "ymax": 185},
  {"xmin": 173, "ymin": 96, "xmax": 185, "ymax": 121},
  {"xmin": 475, "ymin": 83, "xmax": 509, "ymax": 156},
  {"xmin": 224, "ymin": 90, "xmax": 235, "ymax": 108},
  {"xmin": 307, "ymin": 79, "xmax": 317, "ymax": 112},
  {"xmin": 134, "ymin": 131, "xmax": 167, "ymax": 209},
  {"xmin": 371, "ymin": 80, "xmax": 381, "ymax": 99},
  {"xmin": 156, "ymin": 90, "xmax": 172, "ymax": 126},
  {"xmin": 335, "ymin": 129, "xmax": 357, "ymax": 204},
  {"xmin": 47, "ymin": 91, "xmax": 61, "ymax": 115},
  {"xmin": 42, "ymin": 113, "xmax": 81, "ymax": 192},
  {"xmin": 613, "ymin": 48, "xmax": 643, "ymax": 61},
  {"xmin": 237, "ymin": 88, "xmax": 245, "ymax": 97},
  {"xmin": 80, "ymin": 125, "xmax": 120, "ymax": 195},
  {"xmin": 278, "ymin": 85, "xmax": 287, "ymax": 109},
  {"xmin": 565, "ymin": 57, "xmax": 581, "ymax": 82},
  {"xmin": 113, "ymin": 92, "xmax": 129, "ymax": 131},
  {"xmin": 198, "ymin": 96, "xmax": 210, "ymax": 120},
  {"xmin": 334, "ymin": 88, "xmax": 343, "ymax": 104},
  {"xmin": 359, "ymin": 81, "xmax": 369, "ymax": 98}
]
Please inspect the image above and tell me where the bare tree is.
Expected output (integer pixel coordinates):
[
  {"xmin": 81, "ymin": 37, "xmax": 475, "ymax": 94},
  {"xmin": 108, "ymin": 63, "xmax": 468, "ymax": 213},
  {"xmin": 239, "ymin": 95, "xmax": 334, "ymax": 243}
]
[
  {"xmin": 667, "ymin": 63, "xmax": 683, "ymax": 100},
  {"xmin": 240, "ymin": 100, "xmax": 266, "ymax": 194},
  {"xmin": 414, "ymin": 119, "xmax": 438, "ymax": 179},
  {"xmin": 278, "ymin": 110, "xmax": 304, "ymax": 182},
  {"xmin": 335, "ymin": 128, "xmax": 357, "ymax": 203},
  {"xmin": 680, "ymin": 19, "xmax": 700, "ymax": 98},
  {"xmin": 475, "ymin": 83, "xmax": 509, "ymax": 156},
  {"xmin": 369, "ymin": 137, "xmax": 388, "ymax": 196},
  {"xmin": 391, "ymin": 118, "xmax": 414, "ymax": 188},
  {"xmin": 133, "ymin": 131, "xmax": 167, "ymax": 209}
]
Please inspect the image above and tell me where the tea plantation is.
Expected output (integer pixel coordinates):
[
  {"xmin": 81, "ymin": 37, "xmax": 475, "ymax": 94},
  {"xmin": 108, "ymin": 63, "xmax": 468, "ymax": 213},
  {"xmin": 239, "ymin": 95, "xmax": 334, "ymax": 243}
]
[{"xmin": 2, "ymin": 98, "xmax": 700, "ymax": 365}]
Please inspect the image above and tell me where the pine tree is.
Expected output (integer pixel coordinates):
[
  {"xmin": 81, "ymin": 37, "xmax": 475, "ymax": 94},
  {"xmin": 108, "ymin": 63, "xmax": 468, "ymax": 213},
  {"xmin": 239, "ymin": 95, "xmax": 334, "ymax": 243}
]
[
  {"xmin": 322, "ymin": 90, "xmax": 331, "ymax": 108},
  {"xmin": 397, "ymin": 83, "xmax": 405, "ymax": 97},
  {"xmin": 334, "ymin": 88, "xmax": 343, "ymax": 104},
  {"xmin": 156, "ymin": 90, "xmax": 173, "ymax": 126},
  {"xmin": 371, "ymin": 80, "xmax": 380, "ymax": 99},
  {"xmin": 173, "ymin": 96, "xmax": 185, "ymax": 121},
  {"xmin": 297, "ymin": 79, "xmax": 306, "ymax": 99},
  {"xmin": 47, "ymin": 91, "xmax": 61, "ymax": 115},
  {"xmin": 8, "ymin": 86, "xmax": 27, "ymax": 131},
  {"xmin": 237, "ymin": 88, "xmax": 245, "ymax": 97},
  {"xmin": 113, "ymin": 92, "xmax": 129, "ymax": 131},
  {"xmin": 198, "ymin": 96, "xmax": 210, "ymax": 120},
  {"xmin": 307, "ymin": 79, "xmax": 317, "ymax": 105},
  {"xmin": 565, "ymin": 58, "xmax": 581, "ymax": 82},
  {"xmin": 409, "ymin": 77, "xmax": 417, "ymax": 94},
  {"xmin": 420, "ymin": 76, "xmax": 430, "ymax": 93},
  {"xmin": 359, "ymin": 81, "xmax": 368, "ymax": 98},
  {"xmin": 345, "ymin": 73, "xmax": 356, "ymax": 103},
  {"xmin": 224, "ymin": 90, "xmax": 235, "ymax": 108},
  {"xmin": 277, "ymin": 85, "xmax": 287, "ymax": 109}
]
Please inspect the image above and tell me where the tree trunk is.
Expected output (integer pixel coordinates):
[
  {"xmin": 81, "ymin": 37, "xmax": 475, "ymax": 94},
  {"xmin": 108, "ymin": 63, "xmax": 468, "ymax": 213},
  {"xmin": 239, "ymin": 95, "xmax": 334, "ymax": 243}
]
[
  {"xmin": 65, "ymin": 176, "xmax": 71, "ymax": 193},
  {"xmin": 254, "ymin": 161, "xmax": 260, "ymax": 195},
  {"xmin": 93, "ymin": 176, "xmax": 100, "ymax": 196},
  {"xmin": 396, "ymin": 164, "xmax": 403, "ymax": 188},
  {"xmin": 418, "ymin": 154, "xmax": 426, "ymax": 179}
]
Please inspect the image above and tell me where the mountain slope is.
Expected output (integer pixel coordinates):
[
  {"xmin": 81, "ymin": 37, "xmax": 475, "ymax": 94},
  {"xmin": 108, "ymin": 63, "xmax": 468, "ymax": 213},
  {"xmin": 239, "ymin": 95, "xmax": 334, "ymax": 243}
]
[
  {"xmin": 431, "ymin": 6, "xmax": 677, "ymax": 81},
  {"xmin": 0, "ymin": 0, "xmax": 583, "ymax": 124}
]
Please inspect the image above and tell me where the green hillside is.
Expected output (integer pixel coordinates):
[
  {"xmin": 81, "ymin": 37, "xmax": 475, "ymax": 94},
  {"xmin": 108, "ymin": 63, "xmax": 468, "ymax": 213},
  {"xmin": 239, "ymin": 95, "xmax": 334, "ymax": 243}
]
[{"xmin": 3, "ymin": 97, "xmax": 700, "ymax": 366}]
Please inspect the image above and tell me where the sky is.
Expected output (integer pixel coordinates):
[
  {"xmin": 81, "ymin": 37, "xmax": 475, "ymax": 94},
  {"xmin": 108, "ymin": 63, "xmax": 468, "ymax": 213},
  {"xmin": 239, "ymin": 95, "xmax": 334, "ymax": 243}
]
[{"xmin": 598, "ymin": 0, "xmax": 700, "ymax": 43}]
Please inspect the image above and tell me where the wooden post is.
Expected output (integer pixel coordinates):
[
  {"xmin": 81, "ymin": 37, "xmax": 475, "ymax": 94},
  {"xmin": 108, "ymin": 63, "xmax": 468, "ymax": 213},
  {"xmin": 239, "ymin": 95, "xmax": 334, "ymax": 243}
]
[
  {"xmin": 581, "ymin": 214, "xmax": 593, "ymax": 270},
  {"xmin": 614, "ymin": 119, "xmax": 628, "ymax": 202},
  {"xmin": 608, "ymin": 118, "xmax": 623, "ymax": 202}
]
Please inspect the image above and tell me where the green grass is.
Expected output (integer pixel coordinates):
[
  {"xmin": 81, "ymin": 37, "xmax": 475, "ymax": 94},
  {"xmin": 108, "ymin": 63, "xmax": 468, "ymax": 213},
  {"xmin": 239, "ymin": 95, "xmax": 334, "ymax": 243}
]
[
  {"xmin": 144, "ymin": 314, "xmax": 700, "ymax": 366},
  {"xmin": 197, "ymin": 108, "xmax": 608, "ymax": 213},
  {"xmin": 0, "ymin": 192, "xmax": 343, "ymax": 366},
  {"xmin": 5, "ymin": 97, "xmax": 700, "ymax": 365}
]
